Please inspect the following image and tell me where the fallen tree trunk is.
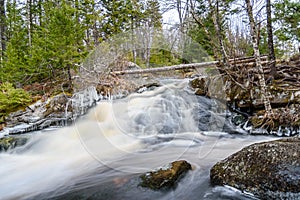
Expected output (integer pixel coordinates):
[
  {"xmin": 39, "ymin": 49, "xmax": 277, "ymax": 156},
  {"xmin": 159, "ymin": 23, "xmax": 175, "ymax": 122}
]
[
  {"xmin": 111, "ymin": 61, "xmax": 219, "ymax": 75},
  {"xmin": 228, "ymin": 55, "xmax": 268, "ymax": 62},
  {"xmin": 232, "ymin": 60, "xmax": 270, "ymax": 68},
  {"xmin": 230, "ymin": 56, "xmax": 268, "ymax": 65},
  {"xmin": 112, "ymin": 59, "xmax": 272, "ymax": 76}
]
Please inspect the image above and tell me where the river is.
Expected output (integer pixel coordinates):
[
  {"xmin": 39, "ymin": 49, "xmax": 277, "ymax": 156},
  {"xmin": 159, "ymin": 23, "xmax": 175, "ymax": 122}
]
[{"xmin": 0, "ymin": 79, "xmax": 276, "ymax": 200}]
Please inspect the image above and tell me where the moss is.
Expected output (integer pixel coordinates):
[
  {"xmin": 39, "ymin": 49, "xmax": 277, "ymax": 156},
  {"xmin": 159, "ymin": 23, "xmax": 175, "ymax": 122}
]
[
  {"xmin": 139, "ymin": 160, "xmax": 192, "ymax": 190},
  {"xmin": 210, "ymin": 137, "xmax": 300, "ymax": 198},
  {"xmin": 0, "ymin": 82, "xmax": 32, "ymax": 119}
]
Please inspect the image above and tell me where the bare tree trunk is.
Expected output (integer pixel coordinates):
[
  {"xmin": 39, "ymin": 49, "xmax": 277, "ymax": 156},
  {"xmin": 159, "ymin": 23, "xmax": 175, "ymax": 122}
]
[
  {"xmin": 112, "ymin": 57, "xmax": 270, "ymax": 75},
  {"xmin": 112, "ymin": 61, "xmax": 219, "ymax": 75},
  {"xmin": 177, "ymin": 0, "xmax": 183, "ymax": 26},
  {"xmin": 176, "ymin": 0, "xmax": 190, "ymax": 32},
  {"xmin": 27, "ymin": 0, "xmax": 32, "ymax": 48},
  {"xmin": 93, "ymin": 22, "xmax": 99, "ymax": 46},
  {"xmin": 145, "ymin": 27, "xmax": 152, "ymax": 68},
  {"xmin": 131, "ymin": 19, "xmax": 137, "ymax": 64},
  {"xmin": 38, "ymin": 0, "xmax": 42, "ymax": 26},
  {"xmin": 0, "ymin": 0, "xmax": 6, "ymax": 59},
  {"xmin": 67, "ymin": 64, "xmax": 73, "ymax": 91},
  {"xmin": 207, "ymin": 0, "xmax": 228, "ymax": 64},
  {"xmin": 245, "ymin": 0, "xmax": 273, "ymax": 117},
  {"xmin": 266, "ymin": 0, "xmax": 276, "ymax": 77},
  {"xmin": 257, "ymin": 21, "xmax": 261, "ymax": 47}
]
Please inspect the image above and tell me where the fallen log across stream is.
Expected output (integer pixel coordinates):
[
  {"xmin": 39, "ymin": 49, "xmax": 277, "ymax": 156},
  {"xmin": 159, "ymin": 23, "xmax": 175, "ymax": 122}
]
[
  {"xmin": 112, "ymin": 54, "xmax": 299, "ymax": 132},
  {"xmin": 111, "ymin": 56, "xmax": 270, "ymax": 76},
  {"xmin": 111, "ymin": 61, "xmax": 219, "ymax": 75}
]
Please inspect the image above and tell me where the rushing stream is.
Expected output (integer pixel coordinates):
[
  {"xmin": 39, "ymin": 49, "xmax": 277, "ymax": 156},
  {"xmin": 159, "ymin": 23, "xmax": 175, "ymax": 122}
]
[{"xmin": 0, "ymin": 80, "xmax": 277, "ymax": 200}]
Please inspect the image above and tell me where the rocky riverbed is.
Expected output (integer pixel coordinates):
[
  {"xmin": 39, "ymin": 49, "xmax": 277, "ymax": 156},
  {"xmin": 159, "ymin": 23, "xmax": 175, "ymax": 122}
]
[{"xmin": 1, "ymin": 56, "xmax": 300, "ymax": 199}]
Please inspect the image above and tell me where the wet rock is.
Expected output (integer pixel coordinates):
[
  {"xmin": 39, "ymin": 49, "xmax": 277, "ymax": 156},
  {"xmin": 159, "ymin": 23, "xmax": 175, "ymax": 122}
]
[
  {"xmin": 43, "ymin": 94, "xmax": 72, "ymax": 117},
  {"xmin": 210, "ymin": 137, "xmax": 300, "ymax": 199},
  {"xmin": 189, "ymin": 77, "xmax": 208, "ymax": 96},
  {"xmin": 136, "ymin": 82, "xmax": 161, "ymax": 93},
  {"xmin": 3, "ymin": 95, "xmax": 69, "ymax": 134},
  {"xmin": 2, "ymin": 86, "xmax": 101, "ymax": 134},
  {"xmin": 0, "ymin": 124, "xmax": 4, "ymax": 131},
  {"xmin": 139, "ymin": 160, "xmax": 192, "ymax": 190},
  {"xmin": 96, "ymin": 84, "xmax": 113, "ymax": 97},
  {"xmin": 0, "ymin": 136, "xmax": 27, "ymax": 152}
]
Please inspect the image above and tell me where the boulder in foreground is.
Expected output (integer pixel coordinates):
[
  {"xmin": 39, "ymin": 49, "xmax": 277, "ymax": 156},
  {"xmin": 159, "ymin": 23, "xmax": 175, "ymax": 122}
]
[
  {"xmin": 210, "ymin": 137, "xmax": 300, "ymax": 199},
  {"xmin": 140, "ymin": 160, "xmax": 192, "ymax": 190}
]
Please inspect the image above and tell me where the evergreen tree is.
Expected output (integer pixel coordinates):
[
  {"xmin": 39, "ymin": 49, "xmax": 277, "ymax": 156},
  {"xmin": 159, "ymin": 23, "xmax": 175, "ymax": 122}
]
[
  {"xmin": 189, "ymin": 0, "xmax": 232, "ymax": 59},
  {"xmin": 1, "ymin": 0, "xmax": 30, "ymax": 84},
  {"xmin": 273, "ymin": 0, "xmax": 300, "ymax": 44},
  {"xmin": 33, "ymin": 0, "xmax": 87, "ymax": 88},
  {"xmin": 1, "ymin": 0, "xmax": 87, "ymax": 89},
  {"xmin": 0, "ymin": 82, "xmax": 32, "ymax": 120}
]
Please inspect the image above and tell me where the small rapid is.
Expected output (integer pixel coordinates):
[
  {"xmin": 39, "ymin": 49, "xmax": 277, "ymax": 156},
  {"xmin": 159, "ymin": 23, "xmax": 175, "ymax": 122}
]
[{"xmin": 0, "ymin": 80, "xmax": 276, "ymax": 200}]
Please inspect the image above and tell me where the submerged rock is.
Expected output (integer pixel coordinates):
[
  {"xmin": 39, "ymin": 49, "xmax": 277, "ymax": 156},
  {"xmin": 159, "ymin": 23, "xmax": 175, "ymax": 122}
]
[
  {"xmin": 0, "ymin": 136, "xmax": 27, "ymax": 152},
  {"xmin": 139, "ymin": 160, "xmax": 192, "ymax": 190},
  {"xmin": 210, "ymin": 137, "xmax": 300, "ymax": 199}
]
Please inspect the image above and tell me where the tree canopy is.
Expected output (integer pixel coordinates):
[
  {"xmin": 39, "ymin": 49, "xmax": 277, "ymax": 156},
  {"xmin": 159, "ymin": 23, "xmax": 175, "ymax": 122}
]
[{"xmin": 0, "ymin": 0, "xmax": 298, "ymax": 89}]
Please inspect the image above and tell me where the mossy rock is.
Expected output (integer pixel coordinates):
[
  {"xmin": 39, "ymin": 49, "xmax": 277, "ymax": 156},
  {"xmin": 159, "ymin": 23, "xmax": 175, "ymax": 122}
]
[
  {"xmin": 139, "ymin": 160, "xmax": 192, "ymax": 190},
  {"xmin": 210, "ymin": 137, "xmax": 300, "ymax": 199},
  {"xmin": 189, "ymin": 77, "xmax": 208, "ymax": 96}
]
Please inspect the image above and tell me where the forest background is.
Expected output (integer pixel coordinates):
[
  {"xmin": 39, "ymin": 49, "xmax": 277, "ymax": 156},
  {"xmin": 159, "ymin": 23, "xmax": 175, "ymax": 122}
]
[{"xmin": 0, "ymin": 0, "xmax": 299, "ymax": 120}]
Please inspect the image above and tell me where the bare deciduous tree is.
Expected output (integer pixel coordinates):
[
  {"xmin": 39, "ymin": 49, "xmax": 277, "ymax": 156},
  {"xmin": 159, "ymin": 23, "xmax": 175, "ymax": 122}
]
[{"xmin": 245, "ymin": 0, "xmax": 274, "ymax": 118}]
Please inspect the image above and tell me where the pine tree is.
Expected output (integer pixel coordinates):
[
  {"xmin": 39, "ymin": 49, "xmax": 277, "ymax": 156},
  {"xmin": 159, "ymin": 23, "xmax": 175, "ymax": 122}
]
[
  {"xmin": 273, "ymin": 0, "xmax": 299, "ymax": 55},
  {"xmin": 1, "ymin": 0, "xmax": 31, "ymax": 84},
  {"xmin": 190, "ymin": 0, "xmax": 232, "ymax": 59},
  {"xmin": 35, "ymin": 0, "xmax": 87, "ymax": 89}
]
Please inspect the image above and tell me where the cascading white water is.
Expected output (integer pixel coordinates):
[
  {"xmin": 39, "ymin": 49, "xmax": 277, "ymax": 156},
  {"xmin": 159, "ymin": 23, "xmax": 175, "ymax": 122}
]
[{"xmin": 0, "ymin": 80, "xmax": 276, "ymax": 200}]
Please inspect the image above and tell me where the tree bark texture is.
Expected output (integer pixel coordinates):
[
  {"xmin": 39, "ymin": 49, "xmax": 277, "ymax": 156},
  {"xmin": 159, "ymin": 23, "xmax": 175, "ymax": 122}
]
[
  {"xmin": 245, "ymin": 0, "xmax": 274, "ymax": 117},
  {"xmin": 207, "ymin": 0, "xmax": 228, "ymax": 64},
  {"xmin": 0, "ymin": 0, "xmax": 6, "ymax": 58},
  {"xmin": 266, "ymin": 0, "xmax": 276, "ymax": 76}
]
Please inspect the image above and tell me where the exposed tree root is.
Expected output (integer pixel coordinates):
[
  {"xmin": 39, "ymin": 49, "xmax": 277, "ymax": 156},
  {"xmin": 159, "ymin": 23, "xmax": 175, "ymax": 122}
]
[{"xmin": 250, "ymin": 107, "xmax": 300, "ymax": 132}]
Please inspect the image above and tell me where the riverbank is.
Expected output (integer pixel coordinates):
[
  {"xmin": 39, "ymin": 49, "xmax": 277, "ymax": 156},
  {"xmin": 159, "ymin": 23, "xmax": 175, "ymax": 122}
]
[
  {"xmin": 1, "ymin": 54, "xmax": 299, "ymax": 137},
  {"xmin": 190, "ymin": 54, "xmax": 300, "ymax": 136}
]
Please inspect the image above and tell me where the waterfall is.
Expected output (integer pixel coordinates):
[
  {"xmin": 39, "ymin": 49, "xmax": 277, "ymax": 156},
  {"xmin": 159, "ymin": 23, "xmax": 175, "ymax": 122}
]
[{"xmin": 0, "ymin": 80, "xmax": 275, "ymax": 200}]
